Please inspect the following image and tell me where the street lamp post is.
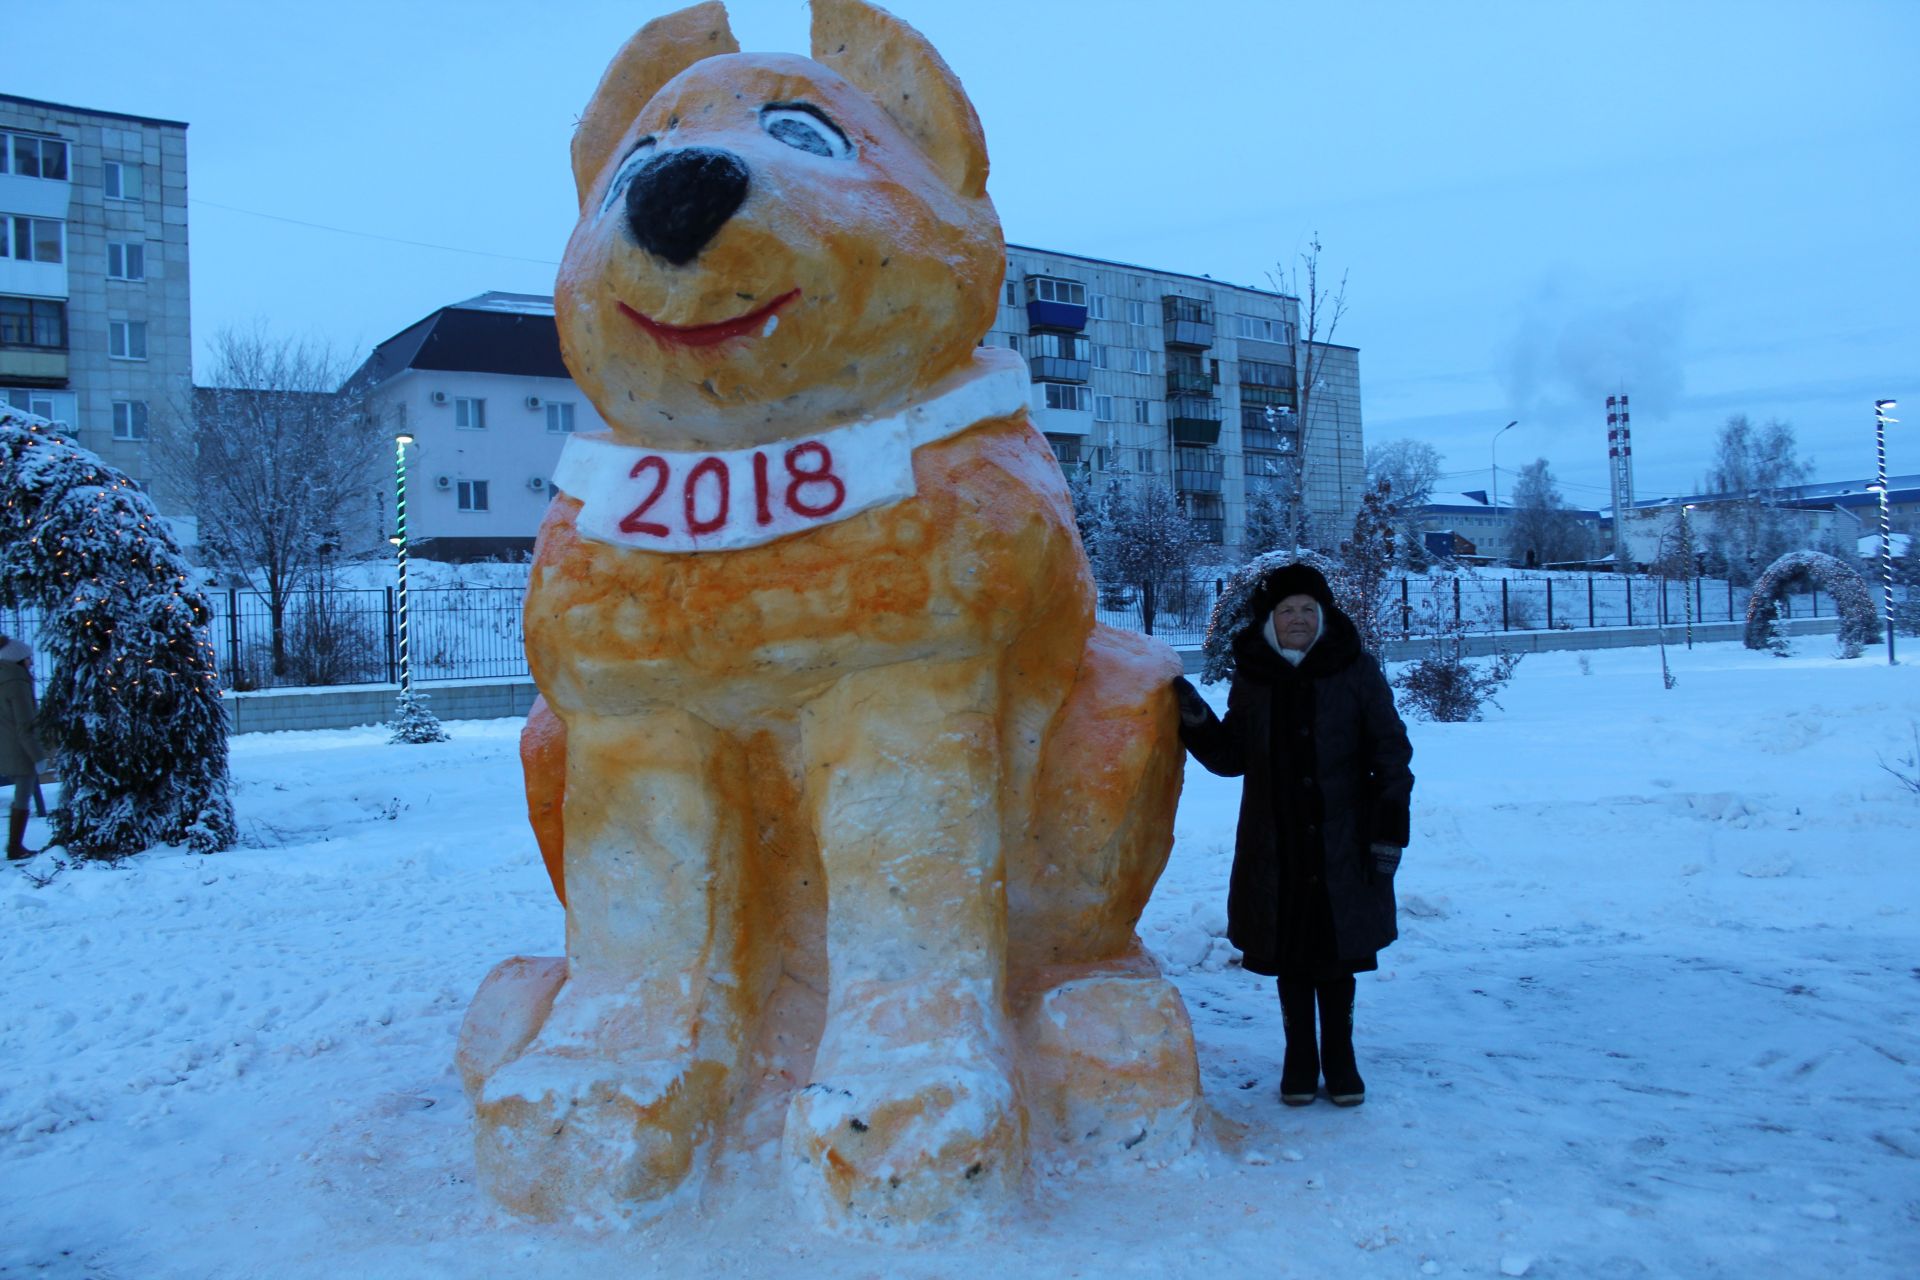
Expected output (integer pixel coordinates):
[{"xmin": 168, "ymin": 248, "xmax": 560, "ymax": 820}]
[
  {"xmin": 390, "ymin": 432, "xmax": 417, "ymax": 695},
  {"xmin": 1873, "ymin": 399, "xmax": 1899, "ymax": 665},
  {"xmin": 1491, "ymin": 420, "xmax": 1518, "ymax": 560}
]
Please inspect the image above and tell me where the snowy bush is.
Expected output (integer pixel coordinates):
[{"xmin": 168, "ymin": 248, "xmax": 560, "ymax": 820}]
[
  {"xmin": 1743, "ymin": 550, "xmax": 1878, "ymax": 655},
  {"xmin": 1392, "ymin": 577, "xmax": 1522, "ymax": 722},
  {"xmin": 0, "ymin": 408, "xmax": 235, "ymax": 856},
  {"xmin": 1331, "ymin": 479, "xmax": 1399, "ymax": 656},
  {"xmin": 387, "ymin": 690, "xmax": 448, "ymax": 745}
]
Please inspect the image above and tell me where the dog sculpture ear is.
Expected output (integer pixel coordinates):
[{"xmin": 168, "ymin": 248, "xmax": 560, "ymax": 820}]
[
  {"xmin": 571, "ymin": 1, "xmax": 740, "ymax": 208},
  {"xmin": 810, "ymin": 0, "xmax": 990, "ymax": 198}
]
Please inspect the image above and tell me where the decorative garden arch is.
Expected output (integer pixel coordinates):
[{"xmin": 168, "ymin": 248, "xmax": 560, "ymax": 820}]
[
  {"xmin": 1743, "ymin": 550, "xmax": 1881, "ymax": 655},
  {"xmin": 0, "ymin": 408, "xmax": 234, "ymax": 856}
]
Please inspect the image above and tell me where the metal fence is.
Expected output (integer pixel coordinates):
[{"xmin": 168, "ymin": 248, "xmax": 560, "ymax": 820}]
[{"xmin": 0, "ymin": 570, "xmax": 1888, "ymax": 702}]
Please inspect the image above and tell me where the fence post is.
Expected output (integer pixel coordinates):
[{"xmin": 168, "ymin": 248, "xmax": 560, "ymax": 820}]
[
  {"xmin": 1400, "ymin": 577, "xmax": 1411, "ymax": 639},
  {"xmin": 1626, "ymin": 578, "xmax": 1633, "ymax": 627},
  {"xmin": 1453, "ymin": 576, "xmax": 1461, "ymax": 626},
  {"xmin": 1727, "ymin": 579, "xmax": 1734, "ymax": 621},
  {"xmin": 1812, "ymin": 586, "xmax": 1821, "ymax": 616},
  {"xmin": 1695, "ymin": 573, "xmax": 1704, "ymax": 622},
  {"xmin": 385, "ymin": 586, "xmax": 398, "ymax": 685},
  {"xmin": 1547, "ymin": 579, "xmax": 1555, "ymax": 629},
  {"xmin": 1588, "ymin": 575, "xmax": 1595, "ymax": 628},
  {"xmin": 226, "ymin": 588, "xmax": 240, "ymax": 684},
  {"xmin": 1660, "ymin": 577, "xmax": 1668, "ymax": 626},
  {"xmin": 1501, "ymin": 578, "xmax": 1510, "ymax": 630}
]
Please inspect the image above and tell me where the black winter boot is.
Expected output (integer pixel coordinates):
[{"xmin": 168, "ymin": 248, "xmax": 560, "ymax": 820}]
[
  {"xmin": 1277, "ymin": 979, "xmax": 1319, "ymax": 1105},
  {"xmin": 7, "ymin": 809, "xmax": 35, "ymax": 861},
  {"xmin": 1317, "ymin": 977, "xmax": 1365, "ymax": 1106}
]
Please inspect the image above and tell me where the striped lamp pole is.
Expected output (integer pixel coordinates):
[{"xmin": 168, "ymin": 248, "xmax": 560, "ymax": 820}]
[
  {"xmin": 1873, "ymin": 400, "xmax": 1899, "ymax": 665},
  {"xmin": 390, "ymin": 432, "xmax": 417, "ymax": 693}
]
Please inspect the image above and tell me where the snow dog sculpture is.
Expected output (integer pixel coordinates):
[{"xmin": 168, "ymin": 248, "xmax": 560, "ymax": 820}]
[{"xmin": 457, "ymin": 0, "xmax": 1198, "ymax": 1238}]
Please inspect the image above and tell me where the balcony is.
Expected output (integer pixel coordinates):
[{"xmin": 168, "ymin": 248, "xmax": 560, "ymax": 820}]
[
  {"xmin": 1162, "ymin": 295, "xmax": 1214, "ymax": 349},
  {"xmin": 1241, "ymin": 425, "xmax": 1282, "ymax": 452},
  {"xmin": 1166, "ymin": 394, "xmax": 1222, "ymax": 446},
  {"xmin": 1026, "ymin": 330, "xmax": 1092, "ymax": 383},
  {"xmin": 1175, "ymin": 468, "xmax": 1223, "ymax": 495},
  {"xmin": 1025, "ymin": 276, "xmax": 1089, "ymax": 331},
  {"xmin": 1191, "ymin": 517, "xmax": 1225, "ymax": 545},
  {"xmin": 1044, "ymin": 433, "xmax": 1084, "ymax": 467},
  {"xmin": 1165, "ymin": 367, "xmax": 1211, "ymax": 397},
  {"xmin": 1239, "ymin": 383, "xmax": 1297, "ymax": 410}
]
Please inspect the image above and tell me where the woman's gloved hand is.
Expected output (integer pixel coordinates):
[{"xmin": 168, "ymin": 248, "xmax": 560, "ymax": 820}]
[{"xmin": 1172, "ymin": 676, "xmax": 1211, "ymax": 727}]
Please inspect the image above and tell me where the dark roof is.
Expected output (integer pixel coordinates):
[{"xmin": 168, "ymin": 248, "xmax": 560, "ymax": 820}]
[
  {"xmin": 0, "ymin": 92, "xmax": 187, "ymax": 130},
  {"xmin": 359, "ymin": 292, "xmax": 567, "ymax": 385}
]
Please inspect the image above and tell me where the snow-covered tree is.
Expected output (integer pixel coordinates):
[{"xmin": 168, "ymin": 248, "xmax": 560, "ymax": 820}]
[
  {"xmin": 388, "ymin": 690, "xmax": 449, "ymax": 745},
  {"xmin": 0, "ymin": 408, "xmax": 235, "ymax": 857},
  {"xmin": 1703, "ymin": 415, "xmax": 1812, "ymax": 585},
  {"xmin": 1330, "ymin": 478, "xmax": 1399, "ymax": 656},
  {"xmin": 1095, "ymin": 478, "xmax": 1207, "ymax": 636},
  {"xmin": 1507, "ymin": 457, "xmax": 1591, "ymax": 567},
  {"xmin": 154, "ymin": 326, "xmax": 381, "ymax": 677},
  {"xmin": 1064, "ymin": 459, "xmax": 1104, "ymax": 561},
  {"xmin": 1198, "ymin": 548, "xmax": 1343, "ymax": 683},
  {"xmin": 1241, "ymin": 484, "xmax": 1293, "ymax": 562},
  {"xmin": 1366, "ymin": 438, "xmax": 1442, "ymax": 566}
]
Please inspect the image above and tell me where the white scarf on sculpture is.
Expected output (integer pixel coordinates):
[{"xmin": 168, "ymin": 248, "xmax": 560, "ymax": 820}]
[{"xmin": 552, "ymin": 348, "xmax": 1030, "ymax": 554}]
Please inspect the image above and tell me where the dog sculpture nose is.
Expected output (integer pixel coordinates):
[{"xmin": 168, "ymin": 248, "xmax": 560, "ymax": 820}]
[{"xmin": 624, "ymin": 147, "xmax": 751, "ymax": 266}]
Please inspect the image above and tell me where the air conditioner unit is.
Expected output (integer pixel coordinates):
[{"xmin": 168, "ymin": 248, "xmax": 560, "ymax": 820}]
[
  {"xmin": 528, "ymin": 476, "xmax": 547, "ymax": 492},
  {"xmin": 435, "ymin": 475, "xmax": 452, "ymax": 490},
  {"xmin": 525, "ymin": 395, "xmax": 543, "ymax": 410},
  {"xmin": 430, "ymin": 391, "xmax": 449, "ymax": 406}
]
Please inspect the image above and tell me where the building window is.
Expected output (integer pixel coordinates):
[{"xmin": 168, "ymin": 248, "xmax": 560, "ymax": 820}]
[
  {"xmin": 0, "ymin": 297, "xmax": 66, "ymax": 349},
  {"xmin": 1235, "ymin": 315, "xmax": 1294, "ymax": 345},
  {"xmin": 1125, "ymin": 300, "xmax": 1148, "ymax": 327},
  {"xmin": 1129, "ymin": 347, "xmax": 1152, "ymax": 374},
  {"xmin": 1137, "ymin": 447, "xmax": 1156, "ymax": 473},
  {"xmin": 3, "ymin": 217, "xmax": 64, "ymax": 264},
  {"xmin": 1028, "ymin": 331, "xmax": 1089, "ymax": 361},
  {"xmin": 1, "ymin": 133, "xmax": 69, "ymax": 181},
  {"xmin": 1240, "ymin": 359, "xmax": 1295, "ymax": 389},
  {"xmin": 454, "ymin": 397, "xmax": 486, "ymax": 429},
  {"xmin": 104, "ymin": 161, "xmax": 143, "ymax": 202},
  {"xmin": 1088, "ymin": 293, "xmax": 1108, "ymax": 320},
  {"xmin": 1090, "ymin": 344, "xmax": 1109, "ymax": 370},
  {"xmin": 1132, "ymin": 397, "xmax": 1151, "ymax": 424},
  {"xmin": 107, "ymin": 241, "xmax": 146, "ymax": 280},
  {"xmin": 4, "ymin": 388, "xmax": 57, "ymax": 420},
  {"xmin": 109, "ymin": 320, "xmax": 148, "ymax": 360},
  {"xmin": 1040, "ymin": 382, "xmax": 1090, "ymax": 412},
  {"xmin": 112, "ymin": 400, "xmax": 149, "ymax": 440},
  {"xmin": 1026, "ymin": 276, "xmax": 1086, "ymax": 307},
  {"xmin": 545, "ymin": 401, "xmax": 576, "ymax": 433},
  {"xmin": 457, "ymin": 479, "xmax": 490, "ymax": 511},
  {"xmin": 1094, "ymin": 394, "xmax": 1115, "ymax": 421},
  {"xmin": 1003, "ymin": 278, "xmax": 1019, "ymax": 306}
]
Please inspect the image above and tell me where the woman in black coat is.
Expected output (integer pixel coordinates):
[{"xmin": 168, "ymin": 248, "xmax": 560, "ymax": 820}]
[{"xmin": 1174, "ymin": 563, "xmax": 1413, "ymax": 1106}]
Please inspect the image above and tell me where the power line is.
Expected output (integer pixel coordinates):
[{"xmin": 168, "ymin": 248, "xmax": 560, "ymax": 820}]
[{"xmin": 188, "ymin": 197, "xmax": 561, "ymax": 267}]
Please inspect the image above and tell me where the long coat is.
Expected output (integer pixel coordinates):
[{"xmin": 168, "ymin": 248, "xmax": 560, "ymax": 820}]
[
  {"xmin": 0, "ymin": 660, "xmax": 42, "ymax": 778},
  {"xmin": 1180, "ymin": 605, "xmax": 1414, "ymax": 977}
]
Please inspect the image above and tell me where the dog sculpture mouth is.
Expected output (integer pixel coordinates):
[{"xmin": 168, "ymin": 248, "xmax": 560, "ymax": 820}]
[{"xmin": 618, "ymin": 289, "xmax": 801, "ymax": 349}]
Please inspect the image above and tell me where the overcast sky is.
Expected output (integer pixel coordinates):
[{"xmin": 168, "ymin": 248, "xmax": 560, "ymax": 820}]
[{"xmin": 16, "ymin": 0, "xmax": 1917, "ymax": 506}]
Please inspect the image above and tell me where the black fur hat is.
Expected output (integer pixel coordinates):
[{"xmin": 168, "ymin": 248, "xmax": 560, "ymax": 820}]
[{"xmin": 1251, "ymin": 562, "xmax": 1335, "ymax": 620}]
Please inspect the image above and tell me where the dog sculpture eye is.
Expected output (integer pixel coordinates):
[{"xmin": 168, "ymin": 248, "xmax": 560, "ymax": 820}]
[
  {"xmin": 599, "ymin": 138, "xmax": 659, "ymax": 216},
  {"xmin": 760, "ymin": 105, "xmax": 852, "ymax": 159}
]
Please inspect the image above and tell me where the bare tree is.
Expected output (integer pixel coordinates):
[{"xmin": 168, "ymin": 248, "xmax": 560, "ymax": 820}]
[
  {"xmin": 1367, "ymin": 438, "xmax": 1443, "ymax": 565},
  {"xmin": 1702, "ymin": 414, "xmax": 1812, "ymax": 585},
  {"xmin": 1269, "ymin": 232, "xmax": 1348, "ymax": 548},
  {"xmin": 1508, "ymin": 457, "xmax": 1591, "ymax": 567},
  {"xmin": 156, "ymin": 326, "xmax": 381, "ymax": 676}
]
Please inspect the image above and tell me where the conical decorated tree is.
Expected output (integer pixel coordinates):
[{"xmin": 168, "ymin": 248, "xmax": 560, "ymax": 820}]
[{"xmin": 0, "ymin": 408, "xmax": 235, "ymax": 856}]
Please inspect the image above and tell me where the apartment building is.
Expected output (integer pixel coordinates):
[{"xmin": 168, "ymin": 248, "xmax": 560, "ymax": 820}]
[
  {"xmin": 0, "ymin": 95, "xmax": 191, "ymax": 520},
  {"xmin": 358, "ymin": 250, "xmax": 1368, "ymax": 560},
  {"xmin": 990, "ymin": 244, "xmax": 1364, "ymax": 547}
]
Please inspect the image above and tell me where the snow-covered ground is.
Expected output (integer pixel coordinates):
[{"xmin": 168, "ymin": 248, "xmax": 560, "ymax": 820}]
[{"xmin": 4, "ymin": 639, "xmax": 1917, "ymax": 1278}]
